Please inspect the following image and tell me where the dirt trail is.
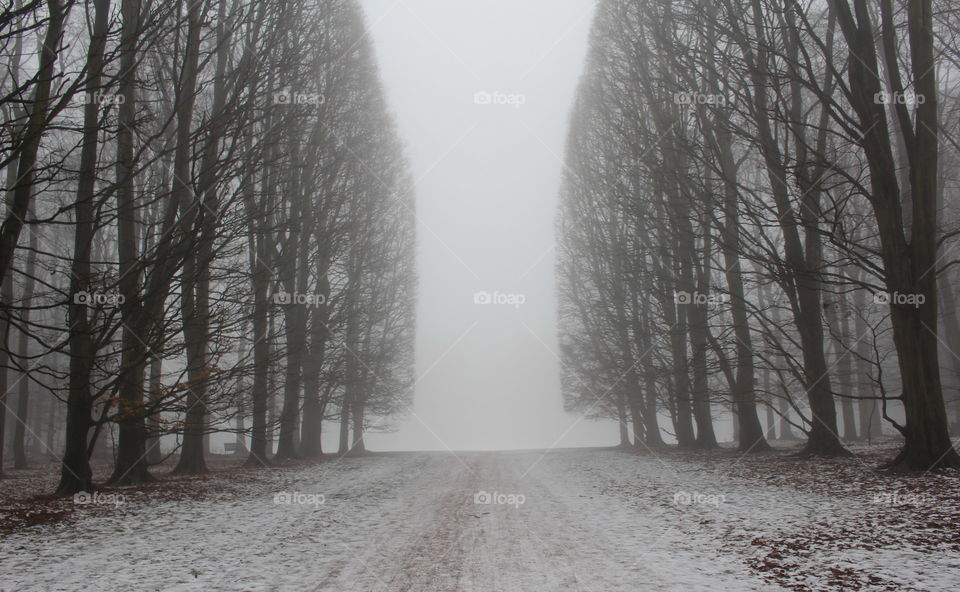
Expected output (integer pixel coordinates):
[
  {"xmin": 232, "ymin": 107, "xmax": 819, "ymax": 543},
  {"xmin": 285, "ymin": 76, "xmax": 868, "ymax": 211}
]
[
  {"xmin": 1, "ymin": 450, "xmax": 791, "ymax": 591},
  {"xmin": 344, "ymin": 451, "xmax": 770, "ymax": 592}
]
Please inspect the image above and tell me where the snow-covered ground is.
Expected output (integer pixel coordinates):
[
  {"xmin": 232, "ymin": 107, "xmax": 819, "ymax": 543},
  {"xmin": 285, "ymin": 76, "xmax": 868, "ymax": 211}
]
[{"xmin": 1, "ymin": 448, "xmax": 958, "ymax": 591}]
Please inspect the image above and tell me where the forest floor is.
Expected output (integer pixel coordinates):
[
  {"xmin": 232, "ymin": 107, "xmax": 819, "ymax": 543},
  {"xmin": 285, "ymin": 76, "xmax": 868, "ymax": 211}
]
[{"xmin": 1, "ymin": 443, "xmax": 958, "ymax": 591}]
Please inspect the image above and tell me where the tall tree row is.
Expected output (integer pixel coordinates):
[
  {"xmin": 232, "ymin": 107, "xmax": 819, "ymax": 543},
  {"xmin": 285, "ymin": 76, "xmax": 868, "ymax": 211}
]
[
  {"xmin": 558, "ymin": 0, "xmax": 960, "ymax": 470},
  {"xmin": 0, "ymin": 0, "xmax": 416, "ymax": 492}
]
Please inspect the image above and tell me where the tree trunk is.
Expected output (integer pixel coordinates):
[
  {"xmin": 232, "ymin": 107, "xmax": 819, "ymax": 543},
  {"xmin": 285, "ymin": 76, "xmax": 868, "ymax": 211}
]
[
  {"xmin": 643, "ymin": 369, "xmax": 663, "ymax": 446},
  {"xmin": 712, "ymin": 117, "xmax": 769, "ymax": 452},
  {"xmin": 628, "ymin": 392, "xmax": 645, "ymax": 448},
  {"xmin": 337, "ymin": 396, "xmax": 350, "ymax": 455},
  {"xmin": 938, "ymin": 274, "xmax": 960, "ymax": 436},
  {"xmin": 663, "ymin": 294, "xmax": 695, "ymax": 447},
  {"xmin": 274, "ymin": 304, "xmax": 305, "ymax": 460},
  {"xmin": 615, "ymin": 391, "xmax": 630, "ymax": 448},
  {"xmin": 243, "ymin": 230, "xmax": 271, "ymax": 467},
  {"xmin": 172, "ymin": 0, "xmax": 228, "ymax": 475},
  {"xmin": 300, "ymin": 273, "xmax": 330, "ymax": 458},
  {"xmin": 637, "ymin": 62, "xmax": 696, "ymax": 448},
  {"xmin": 109, "ymin": 0, "xmax": 154, "ymax": 485},
  {"xmin": 235, "ymin": 411, "xmax": 246, "ymax": 454},
  {"xmin": 173, "ymin": 0, "xmax": 238, "ymax": 474},
  {"xmin": 0, "ymin": 0, "xmax": 69, "ymax": 285},
  {"xmin": 12, "ymin": 221, "xmax": 38, "ymax": 468},
  {"xmin": 145, "ymin": 355, "xmax": 163, "ymax": 464},
  {"xmin": 0, "ymin": 276, "xmax": 8, "ymax": 479},
  {"xmin": 687, "ymin": 267, "xmax": 717, "ymax": 449},
  {"xmin": 0, "ymin": 143, "xmax": 14, "ymax": 481},
  {"xmin": 830, "ymin": 0, "xmax": 958, "ymax": 469},
  {"xmin": 275, "ymin": 222, "xmax": 310, "ymax": 460},
  {"xmin": 630, "ymin": 293, "xmax": 664, "ymax": 447},
  {"xmin": 57, "ymin": 0, "xmax": 109, "ymax": 495},
  {"xmin": 835, "ymin": 296, "xmax": 858, "ymax": 440},
  {"xmin": 743, "ymin": 0, "xmax": 845, "ymax": 456},
  {"xmin": 351, "ymin": 393, "xmax": 366, "ymax": 455},
  {"xmin": 173, "ymin": 276, "xmax": 210, "ymax": 475},
  {"xmin": 778, "ymin": 396, "xmax": 798, "ymax": 441},
  {"xmin": 764, "ymin": 401, "xmax": 776, "ymax": 441}
]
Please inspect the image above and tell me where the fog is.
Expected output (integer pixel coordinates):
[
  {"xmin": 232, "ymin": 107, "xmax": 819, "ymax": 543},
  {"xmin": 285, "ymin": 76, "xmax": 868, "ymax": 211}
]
[
  {"xmin": 357, "ymin": 0, "xmax": 612, "ymax": 451},
  {"xmin": 3, "ymin": 0, "xmax": 958, "ymax": 589}
]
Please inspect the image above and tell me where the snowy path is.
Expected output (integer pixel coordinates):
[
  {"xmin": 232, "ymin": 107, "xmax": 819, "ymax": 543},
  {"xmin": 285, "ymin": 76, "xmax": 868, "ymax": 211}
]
[{"xmin": 2, "ymin": 449, "xmax": 955, "ymax": 591}]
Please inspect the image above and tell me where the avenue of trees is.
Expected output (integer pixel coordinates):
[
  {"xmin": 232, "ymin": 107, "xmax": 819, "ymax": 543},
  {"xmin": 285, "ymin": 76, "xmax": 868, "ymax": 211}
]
[
  {"xmin": 0, "ymin": 0, "xmax": 416, "ymax": 493},
  {"xmin": 558, "ymin": 0, "xmax": 960, "ymax": 470}
]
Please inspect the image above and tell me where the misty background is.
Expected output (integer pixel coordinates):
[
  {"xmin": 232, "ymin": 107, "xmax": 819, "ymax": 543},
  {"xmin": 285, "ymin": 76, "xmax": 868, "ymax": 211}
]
[{"xmin": 356, "ymin": 0, "xmax": 611, "ymax": 451}]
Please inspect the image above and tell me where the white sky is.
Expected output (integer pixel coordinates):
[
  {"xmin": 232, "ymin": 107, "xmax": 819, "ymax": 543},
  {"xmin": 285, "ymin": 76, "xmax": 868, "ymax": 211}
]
[{"xmin": 355, "ymin": 0, "xmax": 618, "ymax": 451}]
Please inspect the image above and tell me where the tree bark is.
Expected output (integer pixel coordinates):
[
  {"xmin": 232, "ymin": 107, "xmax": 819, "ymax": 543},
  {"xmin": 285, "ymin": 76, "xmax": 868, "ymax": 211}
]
[
  {"xmin": 173, "ymin": 0, "xmax": 231, "ymax": 475},
  {"xmin": 243, "ymin": 198, "xmax": 271, "ymax": 467},
  {"xmin": 57, "ymin": 0, "xmax": 109, "ymax": 494},
  {"xmin": 741, "ymin": 0, "xmax": 846, "ymax": 456},
  {"xmin": 0, "ymin": 0, "xmax": 69, "ymax": 286},
  {"xmin": 337, "ymin": 395, "xmax": 350, "ymax": 455},
  {"xmin": 145, "ymin": 355, "xmax": 163, "ymax": 464},
  {"xmin": 830, "ymin": 0, "xmax": 958, "ymax": 468},
  {"xmin": 710, "ymin": 111, "xmax": 769, "ymax": 452},
  {"xmin": 12, "ymin": 220, "xmax": 38, "ymax": 468},
  {"xmin": 300, "ymin": 272, "xmax": 330, "ymax": 458},
  {"xmin": 109, "ymin": 0, "xmax": 154, "ymax": 485}
]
